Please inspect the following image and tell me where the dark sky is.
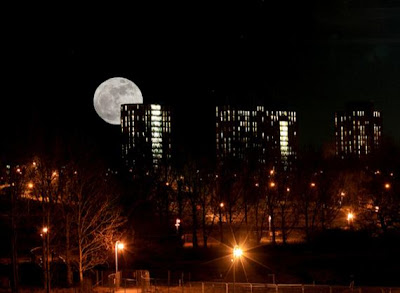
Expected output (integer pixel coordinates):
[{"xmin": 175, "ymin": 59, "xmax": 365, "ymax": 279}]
[{"xmin": 1, "ymin": 1, "xmax": 400, "ymax": 165}]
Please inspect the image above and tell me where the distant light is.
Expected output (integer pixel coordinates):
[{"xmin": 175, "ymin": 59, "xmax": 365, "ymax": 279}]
[
  {"xmin": 42, "ymin": 227, "xmax": 48, "ymax": 234},
  {"xmin": 175, "ymin": 218, "xmax": 181, "ymax": 230},
  {"xmin": 384, "ymin": 183, "xmax": 390, "ymax": 189},
  {"xmin": 286, "ymin": 187, "xmax": 290, "ymax": 192},
  {"xmin": 28, "ymin": 182, "xmax": 34, "ymax": 189},
  {"xmin": 347, "ymin": 212, "xmax": 354, "ymax": 221},
  {"xmin": 270, "ymin": 182, "xmax": 276, "ymax": 188},
  {"xmin": 117, "ymin": 242, "xmax": 124, "ymax": 250},
  {"xmin": 270, "ymin": 170, "xmax": 274, "ymax": 175},
  {"xmin": 220, "ymin": 202, "xmax": 224, "ymax": 208},
  {"xmin": 311, "ymin": 182, "xmax": 316, "ymax": 188}
]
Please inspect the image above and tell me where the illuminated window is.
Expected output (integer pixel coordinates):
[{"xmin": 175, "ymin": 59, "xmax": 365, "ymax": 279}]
[{"xmin": 279, "ymin": 121, "xmax": 289, "ymax": 159}]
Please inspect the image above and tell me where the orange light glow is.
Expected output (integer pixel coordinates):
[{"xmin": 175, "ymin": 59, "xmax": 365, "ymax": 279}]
[
  {"xmin": 347, "ymin": 212, "xmax": 354, "ymax": 221},
  {"xmin": 233, "ymin": 246, "xmax": 243, "ymax": 258}
]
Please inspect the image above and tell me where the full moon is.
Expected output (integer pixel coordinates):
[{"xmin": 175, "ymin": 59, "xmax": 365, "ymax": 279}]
[{"xmin": 93, "ymin": 77, "xmax": 143, "ymax": 125}]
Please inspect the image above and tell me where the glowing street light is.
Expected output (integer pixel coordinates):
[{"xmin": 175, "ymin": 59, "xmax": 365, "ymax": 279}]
[
  {"xmin": 347, "ymin": 212, "xmax": 354, "ymax": 229},
  {"xmin": 347, "ymin": 212, "xmax": 354, "ymax": 222},
  {"xmin": 41, "ymin": 226, "xmax": 50, "ymax": 293},
  {"xmin": 175, "ymin": 218, "xmax": 181, "ymax": 233},
  {"xmin": 268, "ymin": 215, "xmax": 272, "ymax": 235},
  {"xmin": 233, "ymin": 246, "xmax": 243, "ymax": 258},
  {"xmin": 233, "ymin": 245, "xmax": 243, "ymax": 293},
  {"xmin": 115, "ymin": 241, "xmax": 124, "ymax": 275},
  {"xmin": 384, "ymin": 183, "xmax": 391, "ymax": 189}
]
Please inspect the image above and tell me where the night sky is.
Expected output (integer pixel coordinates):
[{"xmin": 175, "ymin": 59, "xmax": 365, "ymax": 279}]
[{"xmin": 2, "ymin": 1, "xmax": 400, "ymax": 165}]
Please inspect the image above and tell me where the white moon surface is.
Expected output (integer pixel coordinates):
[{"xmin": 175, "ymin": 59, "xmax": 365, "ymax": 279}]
[{"xmin": 93, "ymin": 77, "xmax": 143, "ymax": 125}]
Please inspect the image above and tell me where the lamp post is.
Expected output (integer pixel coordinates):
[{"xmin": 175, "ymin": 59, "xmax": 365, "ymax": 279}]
[
  {"xmin": 347, "ymin": 212, "xmax": 354, "ymax": 229},
  {"xmin": 219, "ymin": 203, "xmax": 224, "ymax": 242},
  {"xmin": 233, "ymin": 246, "xmax": 242, "ymax": 293},
  {"xmin": 175, "ymin": 218, "xmax": 181, "ymax": 233},
  {"xmin": 41, "ymin": 226, "xmax": 50, "ymax": 293},
  {"xmin": 115, "ymin": 241, "xmax": 124, "ymax": 286}
]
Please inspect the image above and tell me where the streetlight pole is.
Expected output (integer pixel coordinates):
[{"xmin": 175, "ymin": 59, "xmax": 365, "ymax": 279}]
[
  {"xmin": 233, "ymin": 246, "xmax": 242, "ymax": 293},
  {"xmin": 233, "ymin": 259, "xmax": 235, "ymax": 293},
  {"xmin": 41, "ymin": 227, "xmax": 50, "ymax": 293},
  {"xmin": 115, "ymin": 241, "xmax": 124, "ymax": 287},
  {"xmin": 347, "ymin": 212, "xmax": 354, "ymax": 229},
  {"xmin": 219, "ymin": 203, "xmax": 224, "ymax": 243},
  {"xmin": 115, "ymin": 241, "xmax": 118, "ymax": 276},
  {"xmin": 175, "ymin": 218, "xmax": 181, "ymax": 234}
]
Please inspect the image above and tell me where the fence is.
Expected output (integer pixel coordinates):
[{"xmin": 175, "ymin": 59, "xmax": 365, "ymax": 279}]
[{"xmin": 103, "ymin": 280, "xmax": 400, "ymax": 293}]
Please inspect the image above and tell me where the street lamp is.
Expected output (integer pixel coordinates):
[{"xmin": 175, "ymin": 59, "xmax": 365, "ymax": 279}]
[
  {"xmin": 115, "ymin": 241, "xmax": 124, "ymax": 275},
  {"xmin": 347, "ymin": 212, "xmax": 354, "ymax": 229},
  {"xmin": 41, "ymin": 226, "xmax": 50, "ymax": 293},
  {"xmin": 268, "ymin": 215, "xmax": 272, "ymax": 236},
  {"xmin": 175, "ymin": 218, "xmax": 181, "ymax": 233},
  {"xmin": 219, "ymin": 203, "xmax": 224, "ymax": 242},
  {"xmin": 233, "ymin": 245, "xmax": 242, "ymax": 293}
]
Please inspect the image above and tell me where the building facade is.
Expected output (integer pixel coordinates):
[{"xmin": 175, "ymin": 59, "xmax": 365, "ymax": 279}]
[
  {"xmin": 216, "ymin": 105, "xmax": 298, "ymax": 171},
  {"xmin": 121, "ymin": 104, "xmax": 172, "ymax": 172},
  {"xmin": 335, "ymin": 102, "xmax": 382, "ymax": 159}
]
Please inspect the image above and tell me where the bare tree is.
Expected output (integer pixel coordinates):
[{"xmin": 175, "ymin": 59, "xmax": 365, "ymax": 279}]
[
  {"xmin": 26, "ymin": 156, "xmax": 127, "ymax": 284},
  {"xmin": 1, "ymin": 163, "xmax": 30, "ymax": 293},
  {"xmin": 198, "ymin": 171, "xmax": 218, "ymax": 248},
  {"xmin": 72, "ymin": 166, "xmax": 126, "ymax": 283},
  {"xmin": 250, "ymin": 181, "xmax": 269, "ymax": 244},
  {"xmin": 276, "ymin": 176, "xmax": 298, "ymax": 245},
  {"xmin": 26, "ymin": 157, "xmax": 61, "ymax": 293}
]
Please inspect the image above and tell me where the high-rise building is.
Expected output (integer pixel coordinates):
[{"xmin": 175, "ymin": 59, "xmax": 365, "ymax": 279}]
[
  {"xmin": 121, "ymin": 104, "xmax": 172, "ymax": 172},
  {"xmin": 334, "ymin": 102, "xmax": 382, "ymax": 159},
  {"xmin": 216, "ymin": 105, "xmax": 298, "ymax": 171}
]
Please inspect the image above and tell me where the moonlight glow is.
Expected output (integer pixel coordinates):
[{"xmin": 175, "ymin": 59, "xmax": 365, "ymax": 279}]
[{"xmin": 93, "ymin": 77, "xmax": 143, "ymax": 125}]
